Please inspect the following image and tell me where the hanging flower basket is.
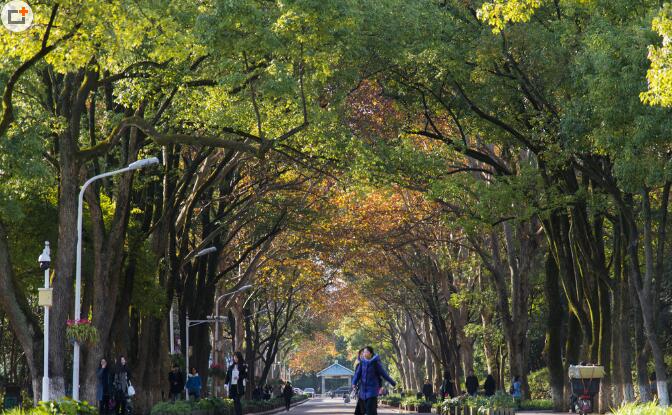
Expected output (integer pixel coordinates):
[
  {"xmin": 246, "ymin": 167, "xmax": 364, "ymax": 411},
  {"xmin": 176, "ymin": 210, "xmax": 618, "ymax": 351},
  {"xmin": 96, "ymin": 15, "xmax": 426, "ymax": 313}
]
[
  {"xmin": 209, "ymin": 364, "xmax": 227, "ymax": 379},
  {"xmin": 66, "ymin": 319, "xmax": 99, "ymax": 346}
]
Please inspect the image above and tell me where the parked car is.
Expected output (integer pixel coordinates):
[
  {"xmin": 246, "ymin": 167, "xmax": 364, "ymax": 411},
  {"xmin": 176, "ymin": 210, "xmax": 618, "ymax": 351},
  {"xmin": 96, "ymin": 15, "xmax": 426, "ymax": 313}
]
[
  {"xmin": 328, "ymin": 386, "xmax": 351, "ymax": 398},
  {"xmin": 293, "ymin": 387, "xmax": 303, "ymax": 395},
  {"xmin": 303, "ymin": 387, "xmax": 315, "ymax": 397}
]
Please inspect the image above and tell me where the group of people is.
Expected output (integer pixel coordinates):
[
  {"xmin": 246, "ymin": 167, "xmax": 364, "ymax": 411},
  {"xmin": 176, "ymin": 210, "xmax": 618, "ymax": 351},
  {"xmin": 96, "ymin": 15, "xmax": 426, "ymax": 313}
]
[
  {"xmin": 434, "ymin": 370, "xmax": 520, "ymax": 400},
  {"xmin": 96, "ymin": 356, "xmax": 132, "ymax": 415},
  {"xmin": 169, "ymin": 352, "xmax": 247, "ymax": 415},
  {"xmin": 168, "ymin": 366, "xmax": 202, "ymax": 400},
  {"xmin": 251, "ymin": 380, "xmax": 294, "ymax": 403},
  {"xmin": 168, "ymin": 351, "xmax": 294, "ymax": 415},
  {"xmin": 463, "ymin": 370, "xmax": 498, "ymax": 397}
]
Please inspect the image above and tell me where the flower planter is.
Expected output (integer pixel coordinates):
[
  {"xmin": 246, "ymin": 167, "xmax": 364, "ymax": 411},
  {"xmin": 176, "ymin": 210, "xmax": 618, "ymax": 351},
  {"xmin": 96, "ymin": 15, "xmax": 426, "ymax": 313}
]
[
  {"xmin": 66, "ymin": 319, "xmax": 99, "ymax": 346},
  {"xmin": 417, "ymin": 403, "xmax": 432, "ymax": 413}
]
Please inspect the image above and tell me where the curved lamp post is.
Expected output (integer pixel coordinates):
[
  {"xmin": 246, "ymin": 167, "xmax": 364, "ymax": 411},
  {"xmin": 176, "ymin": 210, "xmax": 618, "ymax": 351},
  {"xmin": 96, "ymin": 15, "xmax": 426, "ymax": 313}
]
[
  {"xmin": 72, "ymin": 157, "xmax": 159, "ymax": 400},
  {"xmin": 185, "ymin": 284, "xmax": 252, "ymax": 399}
]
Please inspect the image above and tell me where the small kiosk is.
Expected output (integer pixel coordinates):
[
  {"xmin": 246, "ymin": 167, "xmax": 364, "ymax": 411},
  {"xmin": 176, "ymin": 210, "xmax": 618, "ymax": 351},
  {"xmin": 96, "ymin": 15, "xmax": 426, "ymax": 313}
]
[{"xmin": 316, "ymin": 360, "xmax": 354, "ymax": 397}]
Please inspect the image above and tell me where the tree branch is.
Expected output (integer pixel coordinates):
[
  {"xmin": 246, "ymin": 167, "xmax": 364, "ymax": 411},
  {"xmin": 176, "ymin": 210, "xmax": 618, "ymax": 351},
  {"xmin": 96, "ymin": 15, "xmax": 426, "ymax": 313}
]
[{"xmin": 0, "ymin": 6, "xmax": 80, "ymax": 137}]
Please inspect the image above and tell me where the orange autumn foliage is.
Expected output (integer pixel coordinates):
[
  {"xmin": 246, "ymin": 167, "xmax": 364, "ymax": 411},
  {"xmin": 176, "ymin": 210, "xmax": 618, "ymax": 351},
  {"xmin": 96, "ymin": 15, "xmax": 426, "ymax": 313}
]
[{"xmin": 288, "ymin": 333, "xmax": 340, "ymax": 375}]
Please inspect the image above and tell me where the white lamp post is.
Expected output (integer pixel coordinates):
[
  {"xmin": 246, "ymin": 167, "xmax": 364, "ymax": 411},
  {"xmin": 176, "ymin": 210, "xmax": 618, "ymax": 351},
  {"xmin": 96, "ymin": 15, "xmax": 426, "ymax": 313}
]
[
  {"xmin": 38, "ymin": 241, "xmax": 51, "ymax": 402},
  {"xmin": 169, "ymin": 246, "xmax": 218, "ymax": 355},
  {"xmin": 185, "ymin": 284, "xmax": 252, "ymax": 399},
  {"xmin": 72, "ymin": 157, "xmax": 159, "ymax": 400},
  {"xmin": 214, "ymin": 284, "xmax": 253, "ymax": 364}
]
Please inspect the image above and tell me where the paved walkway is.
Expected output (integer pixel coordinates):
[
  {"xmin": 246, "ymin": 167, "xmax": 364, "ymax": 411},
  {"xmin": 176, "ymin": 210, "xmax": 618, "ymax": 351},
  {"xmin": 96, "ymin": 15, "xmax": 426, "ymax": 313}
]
[{"xmin": 286, "ymin": 397, "xmax": 412, "ymax": 414}]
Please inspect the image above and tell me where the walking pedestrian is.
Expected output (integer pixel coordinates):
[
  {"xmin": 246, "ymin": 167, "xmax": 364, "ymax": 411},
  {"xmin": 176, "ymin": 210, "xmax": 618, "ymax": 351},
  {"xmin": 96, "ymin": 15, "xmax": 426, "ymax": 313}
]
[
  {"xmin": 225, "ymin": 351, "xmax": 247, "ymax": 415},
  {"xmin": 422, "ymin": 379, "xmax": 433, "ymax": 401},
  {"xmin": 283, "ymin": 381, "xmax": 294, "ymax": 411},
  {"xmin": 186, "ymin": 367, "xmax": 202, "ymax": 400},
  {"xmin": 97, "ymin": 358, "xmax": 112, "ymax": 415},
  {"xmin": 353, "ymin": 348, "xmax": 365, "ymax": 415},
  {"xmin": 113, "ymin": 356, "xmax": 131, "ymax": 415},
  {"xmin": 168, "ymin": 365, "xmax": 184, "ymax": 401},
  {"xmin": 351, "ymin": 346, "xmax": 396, "ymax": 415},
  {"xmin": 483, "ymin": 374, "xmax": 496, "ymax": 397},
  {"xmin": 511, "ymin": 376, "xmax": 522, "ymax": 408},
  {"xmin": 440, "ymin": 370, "xmax": 455, "ymax": 399},
  {"xmin": 465, "ymin": 370, "xmax": 479, "ymax": 396}
]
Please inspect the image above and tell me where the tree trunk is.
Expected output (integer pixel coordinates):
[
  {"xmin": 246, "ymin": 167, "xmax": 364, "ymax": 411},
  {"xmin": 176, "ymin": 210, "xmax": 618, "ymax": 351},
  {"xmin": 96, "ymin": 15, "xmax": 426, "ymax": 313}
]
[
  {"xmin": 612, "ymin": 222, "xmax": 634, "ymax": 404},
  {"xmin": 50, "ymin": 142, "xmax": 80, "ymax": 399},
  {"xmin": 626, "ymin": 194, "xmax": 669, "ymax": 405},
  {"xmin": 544, "ymin": 253, "xmax": 565, "ymax": 411},
  {"xmin": 133, "ymin": 316, "xmax": 168, "ymax": 413},
  {"xmin": 0, "ymin": 222, "xmax": 43, "ymax": 402}
]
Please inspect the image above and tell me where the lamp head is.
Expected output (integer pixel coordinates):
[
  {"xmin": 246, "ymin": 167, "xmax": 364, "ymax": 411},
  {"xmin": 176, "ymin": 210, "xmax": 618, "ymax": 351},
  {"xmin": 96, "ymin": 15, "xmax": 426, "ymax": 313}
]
[
  {"xmin": 38, "ymin": 241, "xmax": 50, "ymax": 271},
  {"xmin": 128, "ymin": 157, "xmax": 160, "ymax": 170},
  {"xmin": 195, "ymin": 246, "xmax": 217, "ymax": 257}
]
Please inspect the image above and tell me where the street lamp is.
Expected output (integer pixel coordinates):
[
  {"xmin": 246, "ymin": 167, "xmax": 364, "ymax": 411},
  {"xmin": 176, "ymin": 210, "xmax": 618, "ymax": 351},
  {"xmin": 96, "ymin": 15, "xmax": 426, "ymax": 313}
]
[
  {"xmin": 185, "ymin": 284, "xmax": 252, "ymax": 399},
  {"xmin": 213, "ymin": 285, "xmax": 253, "ymax": 362},
  {"xmin": 72, "ymin": 157, "xmax": 159, "ymax": 400},
  {"xmin": 169, "ymin": 246, "xmax": 217, "ymax": 355},
  {"xmin": 38, "ymin": 242, "xmax": 51, "ymax": 402},
  {"xmin": 196, "ymin": 246, "xmax": 217, "ymax": 257}
]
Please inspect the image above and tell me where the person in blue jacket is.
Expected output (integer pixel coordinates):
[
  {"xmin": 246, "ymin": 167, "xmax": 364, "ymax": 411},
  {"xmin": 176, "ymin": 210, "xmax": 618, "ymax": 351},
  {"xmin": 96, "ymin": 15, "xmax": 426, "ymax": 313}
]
[
  {"xmin": 186, "ymin": 367, "xmax": 202, "ymax": 400},
  {"xmin": 352, "ymin": 346, "xmax": 396, "ymax": 415}
]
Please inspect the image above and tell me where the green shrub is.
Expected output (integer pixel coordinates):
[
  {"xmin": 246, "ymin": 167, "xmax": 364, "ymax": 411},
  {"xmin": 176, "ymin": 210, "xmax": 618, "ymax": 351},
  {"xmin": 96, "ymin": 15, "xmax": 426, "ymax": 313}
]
[
  {"xmin": 520, "ymin": 399, "xmax": 553, "ymax": 410},
  {"xmin": 38, "ymin": 399, "xmax": 98, "ymax": 415},
  {"xmin": 488, "ymin": 392, "xmax": 516, "ymax": 409},
  {"xmin": 0, "ymin": 399, "xmax": 97, "ymax": 415},
  {"xmin": 611, "ymin": 402, "xmax": 672, "ymax": 415},
  {"xmin": 150, "ymin": 395, "xmax": 303, "ymax": 415},
  {"xmin": 402, "ymin": 396, "xmax": 430, "ymax": 406},
  {"xmin": 2, "ymin": 408, "xmax": 35, "ymax": 415},
  {"xmin": 379, "ymin": 395, "xmax": 402, "ymax": 407},
  {"xmin": 442, "ymin": 392, "xmax": 516, "ymax": 413},
  {"xmin": 150, "ymin": 400, "xmax": 193, "ymax": 415},
  {"xmin": 527, "ymin": 368, "xmax": 551, "ymax": 400}
]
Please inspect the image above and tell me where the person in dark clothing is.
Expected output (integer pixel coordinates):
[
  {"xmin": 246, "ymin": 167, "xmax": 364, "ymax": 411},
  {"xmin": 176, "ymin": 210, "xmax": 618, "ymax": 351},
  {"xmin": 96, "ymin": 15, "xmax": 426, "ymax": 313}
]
[
  {"xmin": 97, "ymin": 358, "xmax": 112, "ymax": 415},
  {"xmin": 465, "ymin": 370, "xmax": 479, "ymax": 396},
  {"xmin": 440, "ymin": 370, "xmax": 455, "ymax": 398},
  {"xmin": 282, "ymin": 381, "xmax": 294, "ymax": 411},
  {"xmin": 352, "ymin": 346, "xmax": 397, "ymax": 415},
  {"xmin": 114, "ymin": 356, "xmax": 131, "ymax": 415},
  {"xmin": 168, "ymin": 365, "xmax": 184, "ymax": 401},
  {"xmin": 650, "ymin": 372, "xmax": 658, "ymax": 399},
  {"xmin": 422, "ymin": 379, "xmax": 433, "ymax": 402},
  {"xmin": 483, "ymin": 374, "xmax": 496, "ymax": 396},
  {"xmin": 252, "ymin": 385, "xmax": 263, "ymax": 400},
  {"xmin": 225, "ymin": 352, "xmax": 247, "ymax": 415},
  {"xmin": 354, "ymin": 348, "xmax": 365, "ymax": 415}
]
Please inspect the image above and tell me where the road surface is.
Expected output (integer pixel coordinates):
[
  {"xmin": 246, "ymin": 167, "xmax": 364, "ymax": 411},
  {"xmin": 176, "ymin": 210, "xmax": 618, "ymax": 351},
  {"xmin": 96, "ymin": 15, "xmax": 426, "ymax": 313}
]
[{"xmin": 287, "ymin": 398, "xmax": 412, "ymax": 414}]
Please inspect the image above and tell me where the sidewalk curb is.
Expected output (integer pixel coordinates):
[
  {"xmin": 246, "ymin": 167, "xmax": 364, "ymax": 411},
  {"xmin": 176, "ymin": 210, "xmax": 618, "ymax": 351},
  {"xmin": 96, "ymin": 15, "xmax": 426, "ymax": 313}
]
[
  {"xmin": 379, "ymin": 404, "xmax": 415, "ymax": 413},
  {"xmin": 247, "ymin": 398, "xmax": 309, "ymax": 415}
]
